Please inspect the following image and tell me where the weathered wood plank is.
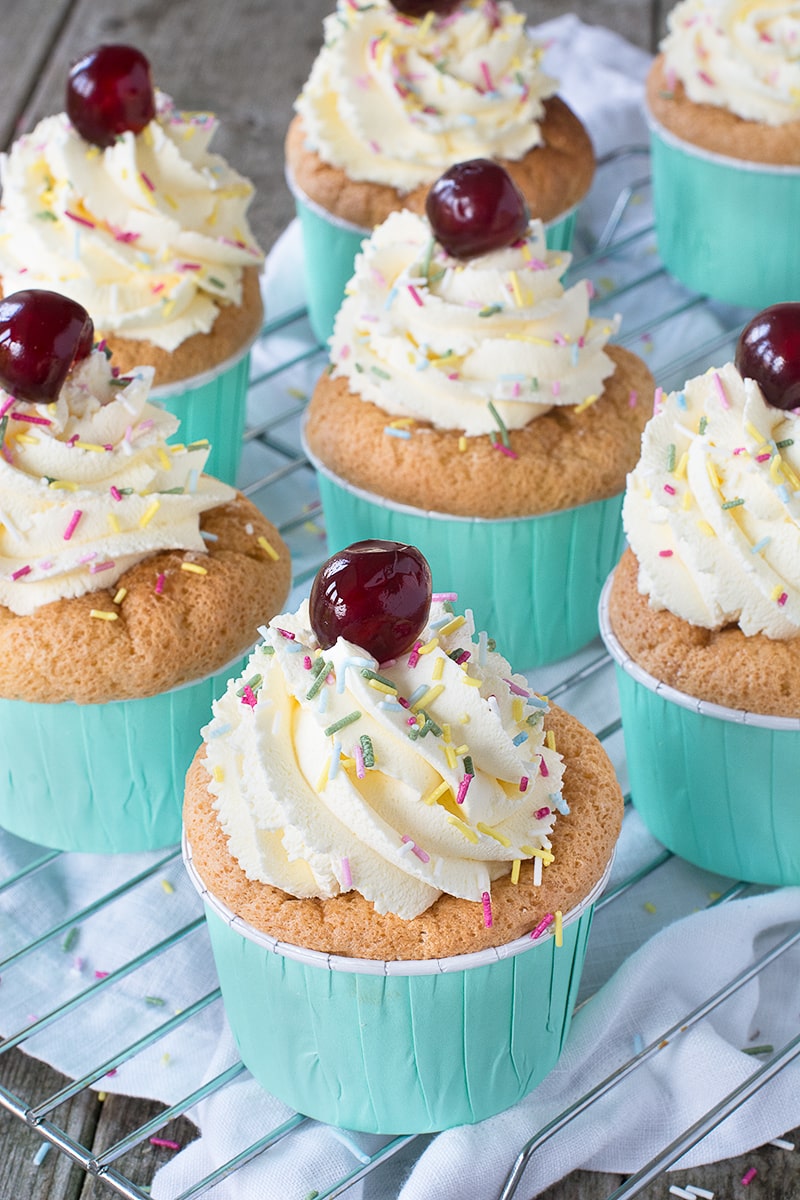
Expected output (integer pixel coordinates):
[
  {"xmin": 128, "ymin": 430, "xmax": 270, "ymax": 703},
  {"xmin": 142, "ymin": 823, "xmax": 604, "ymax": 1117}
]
[
  {"xmin": 0, "ymin": 4, "xmax": 74, "ymax": 149},
  {"xmin": 76, "ymin": 1094, "xmax": 197, "ymax": 1199}
]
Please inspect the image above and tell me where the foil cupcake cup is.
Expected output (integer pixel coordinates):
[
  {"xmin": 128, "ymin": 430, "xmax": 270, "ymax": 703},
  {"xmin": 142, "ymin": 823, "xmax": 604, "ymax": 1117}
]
[
  {"xmin": 304, "ymin": 440, "xmax": 625, "ymax": 669},
  {"xmin": 599, "ymin": 576, "xmax": 800, "ymax": 885},
  {"xmin": 0, "ymin": 655, "xmax": 247, "ymax": 855},
  {"xmin": 286, "ymin": 168, "xmax": 579, "ymax": 346},
  {"xmin": 151, "ymin": 338, "xmax": 257, "ymax": 486},
  {"xmin": 647, "ymin": 112, "xmax": 800, "ymax": 309},
  {"xmin": 184, "ymin": 833, "xmax": 610, "ymax": 1134}
]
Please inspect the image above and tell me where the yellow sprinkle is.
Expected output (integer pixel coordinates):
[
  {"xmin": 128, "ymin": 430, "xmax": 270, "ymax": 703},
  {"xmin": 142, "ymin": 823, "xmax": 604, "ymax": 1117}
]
[
  {"xmin": 170, "ymin": 443, "xmax": 186, "ymax": 454},
  {"xmin": 417, "ymin": 9, "xmax": 435, "ymax": 36},
  {"xmin": 139, "ymin": 499, "xmax": 160, "ymax": 528},
  {"xmin": 162, "ymin": 300, "xmax": 175, "ymax": 318},
  {"xmin": 90, "ymin": 609, "xmax": 118, "ymax": 621},
  {"xmin": 74, "ymin": 441, "xmax": 105, "ymax": 452},
  {"xmin": 316, "ymin": 759, "xmax": 330, "ymax": 792},
  {"xmin": 437, "ymin": 615, "xmax": 465, "ymax": 637},
  {"xmin": 454, "ymin": 744, "xmax": 469, "ymax": 756},
  {"xmin": 417, "ymin": 636, "xmax": 439, "ymax": 655},
  {"xmin": 511, "ymin": 859, "xmax": 521, "ymax": 885},
  {"xmin": 113, "ymin": 587, "xmax": 127, "ymax": 605},
  {"xmin": 459, "ymin": 713, "xmax": 470, "ymax": 723},
  {"xmin": 422, "ymin": 780, "xmax": 451, "ymax": 807},
  {"xmin": 674, "ymin": 451, "xmax": 689, "ymax": 479},
  {"xmin": 212, "ymin": 766, "xmax": 225, "ymax": 783},
  {"xmin": 461, "ymin": 674, "xmax": 481, "ymax": 687},
  {"xmin": 682, "ymin": 490, "xmax": 692, "ymax": 510},
  {"xmin": 257, "ymin": 535, "xmax": 280, "ymax": 561},
  {"xmin": 476, "ymin": 822, "xmax": 512, "ymax": 848},
  {"xmin": 504, "ymin": 332, "xmax": 551, "ymax": 345},
  {"xmin": 643, "ymin": 901, "xmax": 657, "ymax": 914},
  {"xmin": 555, "ymin": 909, "xmax": 563, "ymax": 948},
  {"xmin": 49, "ymin": 481, "xmax": 78, "ymax": 493},
  {"xmin": 706, "ymin": 460, "xmax": 721, "ymax": 489},
  {"xmin": 545, "ymin": 730, "xmax": 556, "ymax": 751},
  {"xmin": 97, "ymin": 1092, "xmax": 107, "ymax": 1102},
  {"xmin": 161, "ymin": 1053, "xmax": 171, "ymax": 1067},
  {"xmin": 509, "ymin": 269, "xmax": 525, "ymax": 308},
  {"xmin": 367, "ymin": 678, "xmax": 397, "ymax": 695},
  {"xmin": 108, "ymin": 513, "xmax": 120, "ymax": 534},
  {"xmin": 389, "ymin": 416, "xmax": 415, "ymax": 427},
  {"xmin": 181, "ymin": 562, "xmax": 208, "ymax": 576},
  {"xmin": 157, "ymin": 448, "xmax": 172, "ymax": 472},
  {"xmin": 458, "ymin": 436, "xmax": 467, "ymax": 452},
  {"xmin": 697, "ymin": 519, "xmax": 716, "ymax": 537},
  {"xmin": 432, "ymin": 657, "xmax": 444, "ymax": 681},
  {"xmin": 161, "ymin": 879, "xmax": 175, "ymax": 895},
  {"xmin": 163, "ymin": 193, "xmax": 179, "ymax": 210},
  {"xmin": 447, "ymin": 815, "xmax": 479, "ymax": 843},
  {"xmin": 444, "ymin": 745, "xmax": 457, "ymax": 770},
  {"xmin": 574, "ymin": 394, "xmax": 599, "ymax": 415},
  {"xmin": 442, "ymin": 723, "xmax": 451, "ymax": 743},
  {"xmin": 524, "ymin": 846, "xmax": 555, "ymax": 864},
  {"xmin": 783, "ymin": 460, "xmax": 800, "ymax": 490},
  {"xmin": 142, "ymin": 124, "xmax": 154, "ymax": 147},
  {"xmin": 771, "ymin": 584, "xmax": 784, "ymax": 602},
  {"xmin": 14, "ymin": 433, "xmax": 38, "ymax": 445},
  {"xmin": 512, "ymin": 698, "xmax": 524, "ymax": 723},
  {"xmin": 745, "ymin": 421, "xmax": 763, "ymax": 443},
  {"xmin": 412, "ymin": 683, "xmax": 445, "ymax": 713}
]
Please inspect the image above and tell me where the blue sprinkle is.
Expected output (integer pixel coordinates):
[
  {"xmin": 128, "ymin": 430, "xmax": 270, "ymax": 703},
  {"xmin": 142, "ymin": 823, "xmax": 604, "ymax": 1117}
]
[
  {"xmin": 676, "ymin": 391, "xmax": 687, "ymax": 409},
  {"xmin": 207, "ymin": 722, "xmax": 232, "ymax": 739},
  {"xmin": 384, "ymin": 426, "xmax": 411, "ymax": 439},
  {"xmin": 750, "ymin": 536, "xmax": 771, "ymax": 554},
  {"xmin": 378, "ymin": 699, "xmax": 403, "ymax": 711},
  {"xmin": 33, "ymin": 1143, "xmax": 51, "ymax": 1166},
  {"xmin": 512, "ymin": 730, "xmax": 528, "ymax": 746},
  {"xmin": 550, "ymin": 792, "xmax": 570, "ymax": 815},
  {"xmin": 776, "ymin": 484, "xmax": 790, "ymax": 504},
  {"xmin": 415, "ymin": 358, "xmax": 429, "ymax": 372},
  {"xmin": 329, "ymin": 739, "xmax": 341, "ymax": 779},
  {"xmin": 632, "ymin": 1033, "xmax": 645, "ymax": 1055},
  {"xmin": 407, "ymin": 683, "xmax": 428, "ymax": 706},
  {"xmin": 570, "ymin": 343, "xmax": 580, "ymax": 367},
  {"xmin": 200, "ymin": 530, "xmax": 219, "ymax": 542},
  {"xmin": 384, "ymin": 286, "xmax": 398, "ymax": 310},
  {"xmin": 525, "ymin": 694, "xmax": 549, "ymax": 709}
]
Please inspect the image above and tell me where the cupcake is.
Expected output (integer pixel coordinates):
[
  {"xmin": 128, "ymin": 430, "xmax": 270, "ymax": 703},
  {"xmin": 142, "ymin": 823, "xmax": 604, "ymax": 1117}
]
[
  {"xmin": 0, "ymin": 289, "xmax": 290, "ymax": 854},
  {"xmin": 646, "ymin": 0, "xmax": 800, "ymax": 308},
  {"xmin": 600, "ymin": 302, "xmax": 800, "ymax": 886},
  {"xmin": 285, "ymin": 0, "xmax": 595, "ymax": 341},
  {"xmin": 302, "ymin": 160, "xmax": 654, "ymax": 668},
  {"xmin": 183, "ymin": 539, "xmax": 623, "ymax": 1133},
  {"xmin": 0, "ymin": 44, "xmax": 264, "ymax": 485}
]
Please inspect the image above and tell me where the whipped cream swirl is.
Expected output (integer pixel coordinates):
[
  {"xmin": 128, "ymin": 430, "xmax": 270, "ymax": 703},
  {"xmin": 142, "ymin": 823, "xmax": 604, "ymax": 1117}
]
[
  {"xmin": 205, "ymin": 599, "xmax": 565, "ymax": 920},
  {"xmin": 330, "ymin": 209, "xmax": 619, "ymax": 436},
  {"xmin": 296, "ymin": 0, "xmax": 557, "ymax": 190},
  {"xmin": 0, "ymin": 91, "xmax": 263, "ymax": 352},
  {"xmin": 661, "ymin": 0, "xmax": 800, "ymax": 125},
  {"xmin": 623, "ymin": 361, "xmax": 800, "ymax": 638},
  {"xmin": 0, "ymin": 349, "xmax": 235, "ymax": 615}
]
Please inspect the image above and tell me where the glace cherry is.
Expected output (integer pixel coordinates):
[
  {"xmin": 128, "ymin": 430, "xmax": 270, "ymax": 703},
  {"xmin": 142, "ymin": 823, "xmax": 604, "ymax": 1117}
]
[
  {"xmin": 0, "ymin": 290, "xmax": 95, "ymax": 404},
  {"xmin": 390, "ymin": 0, "xmax": 462, "ymax": 15},
  {"xmin": 735, "ymin": 304, "xmax": 800, "ymax": 412},
  {"xmin": 67, "ymin": 44, "xmax": 155, "ymax": 148},
  {"xmin": 425, "ymin": 159, "xmax": 530, "ymax": 259},
  {"xmin": 309, "ymin": 540, "xmax": 432, "ymax": 664}
]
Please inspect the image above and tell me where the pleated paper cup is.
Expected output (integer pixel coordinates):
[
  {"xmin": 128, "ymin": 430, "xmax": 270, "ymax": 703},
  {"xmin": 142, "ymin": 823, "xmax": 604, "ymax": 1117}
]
[
  {"xmin": 304, "ymin": 443, "xmax": 625, "ymax": 669},
  {"xmin": 599, "ymin": 577, "xmax": 800, "ymax": 885},
  {"xmin": 648, "ymin": 112, "xmax": 800, "ymax": 309},
  {"xmin": 184, "ymin": 835, "xmax": 610, "ymax": 1134},
  {"xmin": 0, "ymin": 655, "xmax": 247, "ymax": 855},
  {"xmin": 151, "ymin": 337, "xmax": 257, "ymax": 487},
  {"xmin": 287, "ymin": 168, "xmax": 580, "ymax": 346}
]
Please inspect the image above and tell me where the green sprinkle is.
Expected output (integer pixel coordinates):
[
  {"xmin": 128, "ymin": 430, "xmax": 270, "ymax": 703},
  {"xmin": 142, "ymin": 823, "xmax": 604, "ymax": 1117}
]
[
  {"xmin": 531, "ymin": 376, "xmax": 539, "ymax": 391},
  {"xmin": 667, "ymin": 443, "xmax": 676, "ymax": 472},
  {"xmin": 487, "ymin": 399, "xmax": 510, "ymax": 447},
  {"xmin": 699, "ymin": 415, "xmax": 708, "ymax": 435},
  {"xmin": 145, "ymin": 995, "xmax": 166, "ymax": 1007},
  {"xmin": 311, "ymin": 656, "xmax": 327, "ymax": 677},
  {"xmin": 261, "ymin": 644, "xmax": 275, "ymax": 655},
  {"xmin": 36, "ymin": 210, "xmax": 58, "ymax": 221},
  {"xmin": 721, "ymin": 497, "xmax": 744, "ymax": 510},
  {"xmin": 324, "ymin": 711, "xmax": 361, "ymax": 737},
  {"xmin": 742, "ymin": 1044, "xmax": 774, "ymax": 1055},
  {"xmin": 304, "ymin": 1192, "xmax": 320, "ymax": 1200},
  {"xmin": 408, "ymin": 726, "xmax": 420, "ymax": 740},
  {"xmin": 371, "ymin": 366, "xmax": 391, "ymax": 380},
  {"xmin": 186, "ymin": 440, "xmax": 209, "ymax": 451},
  {"xmin": 427, "ymin": 268, "xmax": 446, "ymax": 284},
  {"xmin": 208, "ymin": 276, "xmax": 226, "ymax": 289},
  {"xmin": 354, "ymin": 362, "xmax": 364, "ymax": 373},
  {"xmin": 159, "ymin": 486, "xmax": 185, "ymax": 494},
  {"xmin": 306, "ymin": 661, "xmax": 332, "ymax": 699},
  {"xmin": 236, "ymin": 674, "xmax": 262, "ymax": 697},
  {"xmin": 360, "ymin": 735, "xmax": 375, "ymax": 768},
  {"xmin": 487, "ymin": 638, "xmax": 496, "ymax": 651},
  {"xmin": 776, "ymin": 438, "xmax": 794, "ymax": 449},
  {"xmin": 463, "ymin": 755, "xmax": 474, "ymax": 777},
  {"xmin": 118, "ymin": 487, "xmax": 134, "ymax": 495},
  {"xmin": 0, "ymin": 415, "xmax": 8, "ymax": 444},
  {"xmin": 442, "ymin": 600, "xmax": 454, "ymax": 614},
  {"xmin": 479, "ymin": 303, "xmax": 503, "ymax": 317},
  {"xmin": 360, "ymin": 668, "xmax": 395, "ymax": 688},
  {"xmin": 63, "ymin": 927, "xmax": 80, "ymax": 953}
]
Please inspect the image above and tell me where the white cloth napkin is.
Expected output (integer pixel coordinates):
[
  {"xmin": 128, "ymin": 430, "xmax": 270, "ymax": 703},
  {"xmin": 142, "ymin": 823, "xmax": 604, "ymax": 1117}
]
[{"xmin": 1, "ymin": 15, "xmax": 798, "ymax": 1200}]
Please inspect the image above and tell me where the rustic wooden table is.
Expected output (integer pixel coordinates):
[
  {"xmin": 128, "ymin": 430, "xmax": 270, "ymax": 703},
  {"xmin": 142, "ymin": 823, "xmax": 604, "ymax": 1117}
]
[{"xmin": 0, "ymin": 2, "xmax": 797, "ymax": 1198}]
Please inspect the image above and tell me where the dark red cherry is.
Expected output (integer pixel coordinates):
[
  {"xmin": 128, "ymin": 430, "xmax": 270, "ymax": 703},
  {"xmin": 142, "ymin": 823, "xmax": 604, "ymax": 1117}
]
[
  {"xmin": 735, "ymin": 303, "xmax": 800, "ymax": 411},
  {"xmin": 425, "ymin": 159, "xmax": 530, "ymax": 259},
  {"xmin": 67, "ymin": 45, "xmax": 155, "ymax": 149},
  {"xmin": 0, "ymin": 290, "xmax": 95, "ymax": 403},
  {"xmin": 309, "ymin": 540, "xmax": 432, "ymax": 663},
  {"xmin": 390, "ymin": 0, "xmax": 462, "ymax": 15}
]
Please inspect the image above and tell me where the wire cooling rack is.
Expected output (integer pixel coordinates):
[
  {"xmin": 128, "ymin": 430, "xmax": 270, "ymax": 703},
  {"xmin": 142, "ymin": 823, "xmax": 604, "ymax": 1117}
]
[{"xmin": 1, "ymin": 150, "xmax": 799, "ymax": 1200}]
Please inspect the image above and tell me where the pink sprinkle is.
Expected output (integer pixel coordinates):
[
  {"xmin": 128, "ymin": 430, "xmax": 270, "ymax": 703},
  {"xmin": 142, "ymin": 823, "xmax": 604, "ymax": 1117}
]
[
  {"xmin": 456, "ymin": 773, "xmax": 474, "ymax": 805},
  {"xmin": 664, "ymin": 484, "xmax": 676, "ymax": 495},
  {"xmin": 407, "ymin": 284, "xmax": 424, "ymax": 307},
  {"xmin": 89, "ymin": 561, "xmax": 115, "ymax": 574},
  {"xmin": 530, "ymin": 913, "xmax": 555, "ymax": 940},
  {"xmin": 151, "ymin": 282, "xmax": 165, "ymax": 295},
  {"xmin": 65, "ymin": 210, "xmax": 95, "ymax": 229},
  {"xmin": 303, "ymin": 655, "xmax": 313, "ymax": 670},
  {"xmin": 94, "ymin": 970, "xmax": 109, "ymax": 979},
  {"xmin": 712, "ymin": 371, "xmax": 730, "ymax": 409},
  {"xmin": 534, "ymin": 807, "xmax": 551, "ymax": 820},
  {"xmin": 78, "ymin": 551, "xmax": 97, "ymax": 564},
  {"xmin": 406, "ymin": 716, "xmax": 417, "ymax": 726},
  {"xmin": 628, "ymin": 390, "xmax": 638, "ymax": 408},
  {"xmin": 241, "ymin": 686, "xmax": 257, "ymax": 709},
  {"xmin": 105, "ymin": 1069, "xmax": 118, "ymax": 1078},
  {"xmin": 553, "ymin": 332, "xmax": 568, "ymax": 347},
  {"xmin": 11, "ymin": 565, "xmax": 31, "ymax": 580},
  {"xmin": 277, "ymin": 628, "xmax": 295, "ymax": 640},
  {"xmin": 539, "ymin": 758, "xmax": 549, "ymax": 779},
  {"xmin": 494, "ymin": 443, "xmax": 519, "ymax": 459},
  {"xmin": 155, "ymin": 572, "xmax": 165, "ymax": 595},
  {"xmin": 341, "ymin": 857, "xmax": 352, "ymax": 889},
  {"xmin": 398, "ymin": 696, "xmax": 410, "ymax": 709},
  {"xmin": 698, "ymin": 69, "xmax": 715, "ymax": 86},
  {"xmin": 741, "ymin": 1167, "xmax": 757, "ymax": 1187},
  {"xmin": 733, "ymin": 446, "xmax": 745, "ymax": 456},
  {"xmin": 407, "ymin": 640, "xmax": 422, "ymax": 668},
  {"xmin": 447, "ymin": 372, "xmax": 460, "ymax": 380},
  {"xmin": 368, "ymin": 139, "xmax": 381, "ymax": 154},
  {"xmin": 479, "ymin": 61, "xmax": 494, "ymax": 91},
  {"xmin": 481, "ymin": 890, "xmax": 493, "ymax": 927},
  {"xmin": 653, "ymin": 386, "xmax": 664, "ymax": 411},
  {"xmin": 111, "ymin": 227, "xmax": 140, "ymax": 244},
  {"xmin": 402, "ymin": 835, "xmax": 430, "ymax": 863},
  {"xmin": 519, "ymin": 777, "xmax": 529, "ymax": 792},
  {"xmin": 63, "ymin": 509, "xmax": 83, "ymax": 541},
  {"xmin": 432, "ymin": 592, "xmax": 457, "ymax": 601},
  {"xmin": 551, "ymin": 381, "xmax": 561, "ymax": 397},
  {"xmin": 68, "ymin": 433, "xmax": 80, "ymax": 446},
  {"xmin": 778, "ymin": 592, "xmax": 788, "ymax": 607},
  {"xmin": 354, "ymin": 743, "xmax": 365, "ymax": 778},
  {"xmin": 10, "ymin": 411, "xmax": 51, "ymax": 426},
  {"xmin": 177, "ymin": 262, "xmax": 202, "ymax": 271},
  {"xmin": 140, "ymin": 171, "xmax": 156, "ymax": 192},
  {"xmin": 110, "ymin": 486, "xmax": 122, "ymax": 501},
  {"xmin": 0, "ymin": 396, "xmax": 15, "ymax": 419},
  {"xmin": 149, "ymin": 1138, "xmax": 181, "ymax": 1152},
  {"xmin": 659, "ymin": 549, "xmax": 674, "ymax": 558},
  {"xmin": 756, "ymin": 452, "xmax": 772, "ymax": 462},
  {"xmin": 503, "ymin": 677, "xmax": 530, "ymax": 698}
]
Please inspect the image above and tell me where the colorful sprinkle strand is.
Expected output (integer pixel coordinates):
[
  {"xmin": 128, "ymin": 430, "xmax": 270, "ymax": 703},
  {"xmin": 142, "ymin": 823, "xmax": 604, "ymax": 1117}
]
[
  {"xmin": 530, "ymin": 913, "xmax": 555, "ymax": 940},
  {"xmin": 481, "ymin": 891, "xmax": 493, "ymax": 927}
]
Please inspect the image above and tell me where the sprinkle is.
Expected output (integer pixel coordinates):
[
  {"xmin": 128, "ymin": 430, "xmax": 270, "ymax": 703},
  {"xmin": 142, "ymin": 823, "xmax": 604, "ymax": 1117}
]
[
  {"xmin": 699, "ymin": 415, "xmax": 708, "ymax": 435},
  {"xmin": 155, "ymin": 573, "xmax": 165, "ymax": 595},
  {"xmin": 411, "ymin": 684, "xmax": 444, "ymax": 712},
  {"xmin": 417, "ymin": 636, "xmax": 440, "ymax": 656},
  {"xmin": 697, "ymin": 520, "xmax": 716, "ymax": 538},
  {"xmin": 461, "ymin": 674, "xmax": 481, "ymax": 687},
  {"xmin": 181, "ymin": 561, "xmax": 208, "ymax": 576},
  {"xmin": 384, "ymin": 425, "xmax": 411, "ymax": 439},
  {"xmin": 90, "ymin": 610, "xmax": 118, "ymax": 621},
  {"xmin": 511, "ymin": 859, "xmax": 521, "ymax": 885},
  {"xmin": 63, "ymin": 509, "xmax": 83, "ymax": 540},
  {"xmin": 401, "ymin": 835, "xmax": 430, "ymax": 863},
  {"xmin": 257, "ymin": 535, "xmax": 280, "ymax": 560},
  {"xmin": 539, "ymin": 758, "xmax": 549, "ymax": 778},
  {"xmin": 668, "ymin": 1189, "xmax": 696, "ymax": 1200},
  {"xmin": 534, "ymin": 807, "xmax": 551, "ymax": 820},
  {"xmin": 530, "ymin": 913, "xmax": 555, "ymax": 940},
  {"xmin": 455, "ymin": 773, "xmax": 473, "ymax": 805},
  {"xmin": 149, "ymin": 1138, "xmax": 181, "ymax": 1152},
  {"xmin": 769, "ymin": 1138, "xmax": 795, "ymax": 1150},
  {"xmin": 340, "ymin": 857, "xmax": 352, "ymax": 889},
  {"xmin": 476, "ymin": 822, "xmax": 511, "ymax": 847},
  {"xmin": 512, "ymin": 731, "xmax": 528, "ymax": 746},
  {"xmin": 212, "ymin": 765, "xmax": 224, "ymax": 783},
  {"xmin": 161, "ymin": 880, "xmax": 174, "ymax": 895},
  {"xmin": 643, "ymin": 901, "xmax": 657, "ymax": 914},
  {"xmin": 32, "ymin": 1143, "xmax": 51, "ymax": 1166},
  {"xmin": 277, "ymin": 628, "xmax": 296, "ymax": 640},
  {"xmin": 324, "ymin": 711, "xmax": 361, "ymax": 737},
  {"xmin": 554, "ymin": 910, "xmax": 563, "ymax": 948},
  {"xmin": 10, "ymin": 411, "xmax": 51, "ymax": 426},
  {"xmin": 11, "ymin": 565, "xmax": 31, "ymax": 580},
  {"xmin": 742, "ymin": 1044, "xmax": 774, "ymax": 1055},
  {"xmin": 712, "ymin": 371, "xmax": 730, "ymax": 409},
  {"xmin": 240, "ymin": 686, "xmax": 257, "ymax": 709},
  {"xmin": 481, "ymin": 891, "xmax": 493, "ymax": 927},
  {"xmin": 90, "ymin": 560, "xmax": 115, "ymax": 574},
  {"xmin": 532, "ymin": 854, "xmax": 543, "ymax": 886},
  {"xmin": 407, "ymin": 641, "xmax": 422, "ymax": 668},
  {"xmin": 139, "ymin": 499, "xmax": 160, "ymax": 528},
  {"xmin": 315, "ymin": 759, "xmax": 330, "ymax": 792},
  {"xmin": 63, "ymin": 927, "xmax": 80, "ymax": 952},
  {"xmin": 407, "ymin": 284, "xmax": 424, "ymax": 307},
  {"xmin": 519, "ymin": 777, "xmax": 529, "ymax": 792},
  {"xmin": 659, "ymin": 549, "xmax": 674, "ymax": 558},
  {"xmin": 422, "ymin": 780, "xmax": 451, "ymax": 806},
  {"xmin": 354, "ymin": 742, "xmax": 365, "ymax": 778},
  {"xmin": 458, "ymin": 436, "xmax": 467, "ymax": 452},
  {"xmin": 721, "ymin": 497, "xmax": 744, "ymax": 510},
  {"xmin": 479, "ymin": 303, "xmax": 503, "ymax": 318},
  {"xmin": 438, "ymin": 614, "xmax": 465, "ymax": 637},
  {"xmin": 140, "ymin": 172, "xmax": 156, "ymax": 193},
  {"xmin": 741, "ymin": 1168, "xmax": 757, "ymax": 1187},
  {"xmin": 145, "ymin": 995, "xmax": 166, "ymax": 1007},
  {"xmin": 359, "ymin": 734, "xmax": 375, "ymax": 768}
]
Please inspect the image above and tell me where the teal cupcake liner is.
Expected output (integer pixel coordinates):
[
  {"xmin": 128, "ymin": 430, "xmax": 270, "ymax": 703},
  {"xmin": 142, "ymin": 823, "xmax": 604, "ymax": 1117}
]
[
  {"xmin": 287, "ymin": 167, "xmax": 578, "ymax": 345},
  {"xmin": 303, "ymin": 443, "xmax": 625, "ymax": 669},
  {"xmin": 184, "ymin": 835, "xmax": 610, "ymax": 1134},
  {"xmin": 151, "ymin": 342, "xmax": 256, "ymax": 486},
  {"xmin": 0, "ymin": 656, "xmax": 247, "ymax": 855},
  {"xmin": 599, "ymin": 577, "xmax": 800, "ymax": 885},
  {"xmin": 648, "ymin": 113, "xmax": 800, "ymax": 309}
]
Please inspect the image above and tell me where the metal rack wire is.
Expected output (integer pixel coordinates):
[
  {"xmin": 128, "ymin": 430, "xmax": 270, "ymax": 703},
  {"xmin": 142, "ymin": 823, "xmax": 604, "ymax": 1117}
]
[{"xmin": 1, "ymin": 153, "xmax": 798, "ymax": 1199}]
